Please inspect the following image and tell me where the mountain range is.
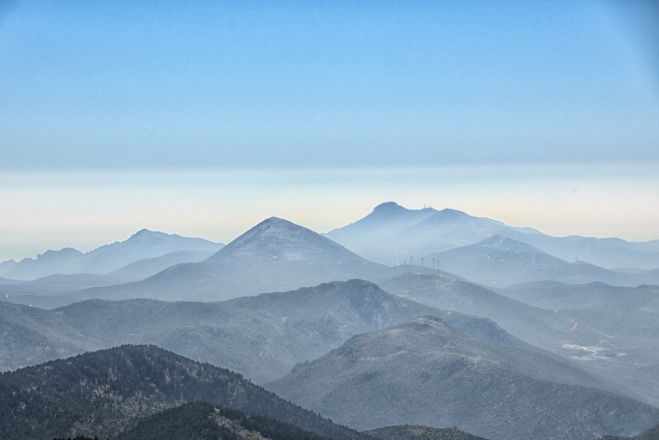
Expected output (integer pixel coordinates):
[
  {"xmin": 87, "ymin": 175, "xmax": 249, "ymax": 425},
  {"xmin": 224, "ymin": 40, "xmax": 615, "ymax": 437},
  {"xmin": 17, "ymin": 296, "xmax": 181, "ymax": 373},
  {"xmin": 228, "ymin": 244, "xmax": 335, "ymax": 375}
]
[
  {"xmin": 425, "ymin": 235, "xmax": 659, "ymax": 287},
  {"xmin": 327, "ymin": 202, "xmax": 659, "ymax": 270},
  {"xmin": 0, "ymin": 229, "xmax": 223, "ymax": 281},
  {"xmin": 0, "ymin": 345, "xmax": 368, "ymax": 440},
  {"xmin": 0, "ymin": 279, "xmax": 563, "ymax": 385},
  {"xmin": 269, "ymin": 317, "xmax": 659, "ymax": 440},
  {"xmin": 379, "ymin": 271, "xmax": 659, "ymax": 406},
  {"xmin": 71, "ymin": 218, "xmax": 388, "ymax": 302}
]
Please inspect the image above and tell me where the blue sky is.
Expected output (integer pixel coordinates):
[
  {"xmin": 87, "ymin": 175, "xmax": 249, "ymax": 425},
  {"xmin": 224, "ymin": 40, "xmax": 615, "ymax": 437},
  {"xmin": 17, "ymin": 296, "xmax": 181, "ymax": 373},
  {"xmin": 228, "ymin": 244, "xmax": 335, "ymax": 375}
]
[
  {"xmin": 1, "ymin": 1, "xmax": 658, "ymax": 258},
  {"xmin": 2, "ymin": 0, "xmax": 658, "ymax": 169}
]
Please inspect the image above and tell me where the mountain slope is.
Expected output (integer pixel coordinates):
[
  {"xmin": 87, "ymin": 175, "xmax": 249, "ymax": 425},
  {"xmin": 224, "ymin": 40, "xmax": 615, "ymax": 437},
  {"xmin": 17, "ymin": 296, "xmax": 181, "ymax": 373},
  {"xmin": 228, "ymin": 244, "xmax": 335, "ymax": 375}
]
[
  {"xmin": 75, "ymin": 218, "xmax": 387, "ymax": 302},
  {"xmin": 425, "ymin": 235, "xmax": 651, "ymax": 287},
  {"xmin": 327, "ymin": 202, "xmax": 659, "ymax": 269},
  {"xmin": 603, "ymin": 423, "xmax": 659, "ymax": 440},
  {"xmin": 1, "ymin": 229, "xmax": 223, "ymax": 280},
  {"xmin": 0, "ymin": 280, "xmax": 526, "ymax": 383},
  {"xmin": 326, "ymin": 202, "xmax": 535, "ymax": 265},
  {"xmin": 120, "ymin": 403, "xmax": 329, "ymax": 440},
  {"xmin": 380, "ymin": 271, "xmax": 659, "ymax": 405},
  {"xmin": 366, "ymin": 425, "xmax": 489, "ymax": 440},
  {"xmin": 0, "ymin": 345, "xmax": 368, "ymax": 440},
  {"xmin": 497, "ymin": 281, "xmax": 659, "ymax": 407},
  {"xmin": 0, "ymin": 250, "xmax": 217, "ymax": 307},
  {"xmin": 269, "ymin": 317, "xmax": 659, "ymax": 440},
  {"xmin": 326, "ymin": 202, "xmax": 438, "ymax": 261}
]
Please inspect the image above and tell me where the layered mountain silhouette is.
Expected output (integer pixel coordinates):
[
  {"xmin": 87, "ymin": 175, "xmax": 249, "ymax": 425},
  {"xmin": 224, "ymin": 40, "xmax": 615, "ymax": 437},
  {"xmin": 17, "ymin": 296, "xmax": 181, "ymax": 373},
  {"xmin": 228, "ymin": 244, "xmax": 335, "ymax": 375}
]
[
  {"xmin": 269, "ymin": 317, "xmax": 659, "ymax": 440},
  {"xmin": 327, "ymin": 202, "xmax": 659, "ymax": 270},
  {"xmin": 0, "ymin": 229, "xmax": 222, "ymax": 280},
  {"xmin": 74, "ymin": 218, "xmax": 387, "ymax": 302},
  {"xmin": 0, "ymin": 280, "xmax": 525, "ymax": 383},
  {"xmin": 497, "ymin": 280, "xmax": 659, "ymax": 406},
  {"xmin": 380, "ymin": 272, "xmax": 659, "ymax": 405},
  {"xmin": 0, "ymin": 345, "xmax": 368, "ymax": 440},
  {"xmin": 425, "ymin": 235, "xmax": 658, "ymax": 287},
  {"xmin": 0, "ymin": 249, "xmax": 216, "ymax": 305}
]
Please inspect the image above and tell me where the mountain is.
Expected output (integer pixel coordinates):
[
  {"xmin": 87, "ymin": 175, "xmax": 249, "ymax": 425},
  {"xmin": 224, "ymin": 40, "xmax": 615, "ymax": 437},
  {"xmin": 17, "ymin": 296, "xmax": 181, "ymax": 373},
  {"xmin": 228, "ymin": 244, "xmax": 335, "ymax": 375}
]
[
  {"xmin": 326, "ymin": 202, "xmax": 536, "ymax": 265},
  {"xmin": 0, "ymin": 250, "xmax": 217, "ymax": 308},
  {"xmin": 120, "ymin": 403, "xmax": 328, "ymax": 440},
  {"xmin": 425, "ymin": 235, "xmax": 654, "ymax": 287},
  {"xmin": 603, "ymin": 424, "xmax": 659, "ymax": 440},
  {"xmin": 497, "ymin": 281, "xmax": 659, "ymax": 407},
  {"xmin": 0, "ymin": 280, "xmax": 522, "ymax": 383},
  {"xmin": 0, "ymin": 301, "xmax": 100, "ymax": 372},
  {"xmin": 366, "ymin": 425, "xmax": 489, "ymax": 440},
  {"xmin": 0, "ymin": 229, "xmax": 223, "ymax": 280},
  {"xmin": 379, "ymin": 272, "xmax": 659, "ymax": 405},
  {"xmin": 498, "ymin": 280, "xmax": 659, "ymax": 311},
  {"xmin": 0, "ymin": 261, "xmax": 17, "ymax": 278},
  {"xmin": 0, "ymin": 276, "xmax": 19, "ymax": 284},
  {"xmin": 107, "ymin": 249, "xmax": 215, "ymax": 280},
  {"xmin": 0, "ymin": 345, "xmax": 368, "ymax": 440},
  {"xmin": 74, "ymin": 218, "xmax": 387, "ymax": 302},
  {"xmin": 326, "ymin": 202, "xmax": 439, "ymax": 261},
  {"xmin": 269, "ymin": 317, "xmax": 659, "ymax": 440},
  {"xmin": 326, "ymin": 202, "xmax": 659, "ymax": 270}
]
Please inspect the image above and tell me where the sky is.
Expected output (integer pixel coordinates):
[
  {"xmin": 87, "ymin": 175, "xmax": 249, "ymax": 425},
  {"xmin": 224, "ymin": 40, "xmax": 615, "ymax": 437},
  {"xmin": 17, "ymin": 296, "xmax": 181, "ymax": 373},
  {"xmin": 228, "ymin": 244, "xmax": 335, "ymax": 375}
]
[{"xmin": 1, "ymin": 1, "xmax": 658, "ymax": 260}]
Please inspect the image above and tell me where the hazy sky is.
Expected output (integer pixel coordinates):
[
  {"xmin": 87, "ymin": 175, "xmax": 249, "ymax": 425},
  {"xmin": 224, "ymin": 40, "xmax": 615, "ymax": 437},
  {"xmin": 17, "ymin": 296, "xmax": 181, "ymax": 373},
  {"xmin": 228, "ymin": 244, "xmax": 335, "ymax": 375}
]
[{"xmin": 1, "ymin": 1, "xmax": 658, "ymax": 260}]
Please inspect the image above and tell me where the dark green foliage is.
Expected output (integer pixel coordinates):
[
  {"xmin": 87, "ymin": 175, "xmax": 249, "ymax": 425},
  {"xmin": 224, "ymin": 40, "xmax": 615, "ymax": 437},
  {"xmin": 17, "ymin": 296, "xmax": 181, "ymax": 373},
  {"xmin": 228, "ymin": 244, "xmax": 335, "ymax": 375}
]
[
  {"xmin": 120, "ymin": 402, "xmax": 330, "ymax": 440},
  {"xmin": 0, "ymin": 345, "xmax": 368, "ymax": 440}
]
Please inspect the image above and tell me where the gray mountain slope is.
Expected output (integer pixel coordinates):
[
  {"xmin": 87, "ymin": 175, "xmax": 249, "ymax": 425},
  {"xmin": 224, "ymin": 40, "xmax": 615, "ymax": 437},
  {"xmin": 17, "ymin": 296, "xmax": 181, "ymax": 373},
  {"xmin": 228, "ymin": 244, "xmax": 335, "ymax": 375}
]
[
  {"xmin": 380, "ymin": 272, "xmax": 596, "ymax": 352},
  {"xmin": 0, "ymin": 273, "xmax": 118, "ymax": 295},
  {"xmin": 498, "ymin": 280, "xmax": 659, "ymax": 311},
  {"xmin": 326, "ymin": 202, "xmax": 439, "ymax": 260},
  {"xmin": 73, "ymin": 217, "xmax": 388, "ymax": 302},
  {"xmin": 497, "ymin": 281, "xmax": 659, "ymax": 407},
  {"xmin": 0, "ymin": 280, "xmax": 477, "ymax": 381},
  {"xmin": 603, "ymin": 423, "xmax": 659, "ymax": 440},
  {"xmin": 107, "ymin": 249, "xmax": 215, "ymax": 280},
  {"xmin": 0, "ymin": 250, "xmax": 216, "ymax": 307},
  {"xmin": 0, "ymin": 276, "xmax": 20, "ymax": 284},
  {"xmin": 0, "ymin": 280, "xmax": 607, "ymax": 390},
  {"xmin": 1, "ymin": 229, "xmax": 223, "ymax": 280},
  {"xmin": 379, "ymin": 272, "xmax": 659, "ymax": 405},
  {"xmin": 0, "ymin": 261, "xmax": 18, "ymax": 278},
  {"xmin": 326, "ymin": 202, "xmax": 659, "ymax": 269},
  {"xmin": 425, "ymin": 235, "xmax": 654, "ymax": 287},
  {"xmin": 268, "ymin": 317, "xmax": 659, "ymax": 440},
  {"xmin": 0, "ymin": 302, "xmax": 100, "ymax": 371},
  {"xmin": 366, "ymin": 425, "xmax": 489, "ymax": 440}
]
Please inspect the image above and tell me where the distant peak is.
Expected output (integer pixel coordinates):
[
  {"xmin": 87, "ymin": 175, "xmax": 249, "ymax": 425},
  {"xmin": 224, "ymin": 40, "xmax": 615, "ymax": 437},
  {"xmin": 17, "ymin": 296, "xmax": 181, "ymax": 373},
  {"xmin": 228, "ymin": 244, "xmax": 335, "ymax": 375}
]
[
  {"xmin": 373, "ymin": 201, "xmax": 404, "ymax": 212},
  {"xmin": 436, "ymin": 208, "xmax": 468, "ymax": 217},
  {"xmin": 250, "ymin": 216, "xmax": 302, "ymax": 231},
  {"xmin": 260, "ymin": 216, "xmax": 290, "ymax": 225},
  {"xmin": 129, "ymin": 229, "xmax": 168, "ymax": 240},
  {"xmin": 372, "ymin": 201, "xmax": 437, "ymax": 214},
  {"xmin": 221, "ymin": 216, "xmax": 321, "ymax": 249}
]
